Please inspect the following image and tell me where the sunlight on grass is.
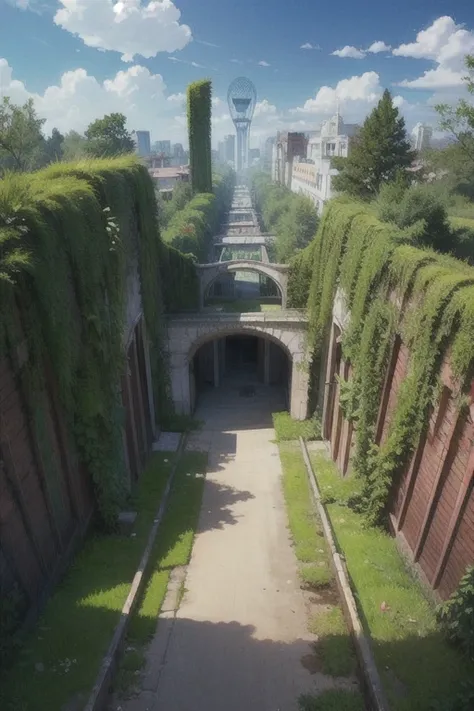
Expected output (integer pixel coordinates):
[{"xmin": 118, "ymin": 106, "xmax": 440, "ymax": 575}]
[
  {"xmin": 311, "ymin": 452, "xmax": 474, "ymax": 711},
  {"xmin": 278, "ymin": 442, "xmax": 356, "ymax": 681},
  {"xmin": 273, "ymin": 412, "xmax": 322, "ymax": 441},
  {"xmin": 0, "ymin": 453, "xmax": 175, "ymax": 711}
]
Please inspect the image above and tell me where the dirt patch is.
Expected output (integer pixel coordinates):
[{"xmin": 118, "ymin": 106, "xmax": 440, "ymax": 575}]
[{"xmin": 301, "ymin": 651, "xmax": 322, "ymax": 675}]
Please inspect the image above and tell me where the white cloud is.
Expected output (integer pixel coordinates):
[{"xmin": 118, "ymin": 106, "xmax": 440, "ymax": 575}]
[
  {"xmin": 230, "ymin": 59, "xmax": 243, "ymax": 64},
  {"xmin": 258, "ymin": 60, "xmax": 271, "ymax": 67},
  {"xmin": 294, "ymin": 71, "xmax": 382, "ymax": 115},
  {"xmin": 54, "ymin": 0, "xmax": 192, "ymax": 62},
  {"xmin": 367, "ymin": 41, "xmax": 391, "ymax": 54},
  {"xmin": 7, "ymin": 0, "xmax": 30, "ymax": 8},
  {"xmin": 300, "ymin": 42, "xmax": 320, "ymax": 50},
  {"xmin": 394, "ymin": 16, "xmax": 474, "ymax": 89},
  {"xmin": 253, "ymin": 99, "xmax": 278, "ymax": 117},
  {"xmin": 332, "ymin": 45, "xmax": 366, "ymax": 59},
  {"xmin": 168, "ymin": 56, "xmax": 209, "ymax": 69}
]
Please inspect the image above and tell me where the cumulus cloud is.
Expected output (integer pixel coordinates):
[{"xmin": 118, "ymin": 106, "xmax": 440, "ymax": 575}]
[
  {"xmin": 54, "ymin": 0, "xmax": 192, "ymax": 62},
  {"xmin": 394, "ymin": 16, "xmax": 474, "ymax": 89},
  {"xmin": 293, "ymin": 71, "xmax": 382, "ymax": 116},
  {"xmin": 300, "ymin": 43, "xmax": 320, "ymax": 50},
  {"xmin": 367, "ymin": 41, "xmax": 391, "ymax": 53},
  {"xmin": 258, "ymin": 60, "xmax": 271, "ymax": 67},
  {"xmin": 332, "ymin": 45, "xmax": 366, "ymax": 59}
]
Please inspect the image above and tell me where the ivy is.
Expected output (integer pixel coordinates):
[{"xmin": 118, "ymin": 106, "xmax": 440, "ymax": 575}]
[
  {"xmin": 187, "ymin": 79, "xmax": 212, "ymax": 194},
  {"xmin": 0, "ymin": 156, "xmax": 198, "ymax": 528},
  {"xmin": 292, "ymin": 197, "xmax": 474, "ymax": 527},
  {"xmin": 437, "ymin": 566, "xmax": 474, "ymax": 660}
]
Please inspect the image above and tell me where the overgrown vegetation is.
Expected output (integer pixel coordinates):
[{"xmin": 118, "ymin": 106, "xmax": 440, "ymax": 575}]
[
  {"xmin": 0, "ymin": 157, "xmax": 197, "ymax": 530},
  {"xmin": 278, "ymin": 443, "xmax": 357, "ymax": 681},
  {"xmin": 272, "ymin": 411, "xmax": 322, "ymax": 441},
  {"xmin": 293, "ymin": 197, "xmax": 474, "ymax": 526},
  {"xmin": 0, "ymin": 453, "xmax": 174, "ymax": 711},
  {"xmin": 252, "ymin": 171, "xmax": 319, "ymax": 262},
  {"xmin": 187, "ymin": 79, "xmax": 212, "ymax": 194},
  {"xmin": 299, "ymin": 690, "xmax": 365, "ymax": 711},
  {"xmin": 162, "ymin": 168, "xmax": 235, "ymax": 261},
  {"xmin": 437, "ymin": 566, "xmax": 474, "ymax": 661},
  {"xmin": 310, "ymin": 452, "xmax": 474, "ymax": 711}
]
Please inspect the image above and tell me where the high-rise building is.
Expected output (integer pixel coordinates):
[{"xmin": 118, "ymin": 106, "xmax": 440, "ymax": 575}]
[
  {"xmin": 153, "ymin": 140, "xmax": 171, "ymax": 155},
  {"xmin": 218, "ymin": 141, "xmax": 225, "ymax": 163},
  {"xmin": 134, "ymin": 130, "xmax": 151, "ymax": 157},
  {"xmin": 223, "ymin": 134, "xmax": 235, "ymax": 164},
  {"xmin": 412, "ymin": 123, "xmax": 433, "ymax": 151},
  {"xmin": 263, "ymin": 137, "xmax": 275, "ymax": 173},
  {"xmin": 172, "ymin": 143, "xmax": 185, "ymax": 158}
]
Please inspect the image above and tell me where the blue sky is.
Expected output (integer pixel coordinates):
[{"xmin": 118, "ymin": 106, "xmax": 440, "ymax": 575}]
[{"xmin": 1, "ymin": 0, "xmax": 474, "ymax": 147}]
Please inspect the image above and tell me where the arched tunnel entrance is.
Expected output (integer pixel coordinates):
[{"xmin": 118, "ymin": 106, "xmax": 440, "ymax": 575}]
[{"xmin": 190, "ymin": 333, "xmax": 290, "ymax": 420}]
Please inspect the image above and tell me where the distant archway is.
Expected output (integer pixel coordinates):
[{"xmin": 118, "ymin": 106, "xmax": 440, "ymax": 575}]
[{"xmin": 197, "ymin": 260, "xmax": 289, "ymax": 309}]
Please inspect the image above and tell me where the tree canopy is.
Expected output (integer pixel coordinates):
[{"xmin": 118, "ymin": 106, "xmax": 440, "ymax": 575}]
[
  {"xmin": 332, "ymin": 90, "xmax": 414, "ymax": 200},
  {"xmin": 0, "ymin": 97, "xmax": 46, "ymax": 173},
  {"xmin": 84, "ymin": 113, "xmax": 135, "ymax": 157}
]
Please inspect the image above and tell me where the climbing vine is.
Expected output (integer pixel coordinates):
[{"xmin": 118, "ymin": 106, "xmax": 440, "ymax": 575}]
[
  {"xmin": 291, "ymin": 197, "xmax": 474, "ymax": 527},
  {"xmin": 187, "ymin": 79, "xmax": 212, "ymax": 194},
  {"xmin": 0, "ymin": 156, "xmax": 197, "ymax": 528}
]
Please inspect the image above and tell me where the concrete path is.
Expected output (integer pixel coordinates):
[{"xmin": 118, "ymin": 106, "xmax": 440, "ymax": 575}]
[{"xmin": 119, "ymin": 386, "xmax": 333, "ymax": 711}]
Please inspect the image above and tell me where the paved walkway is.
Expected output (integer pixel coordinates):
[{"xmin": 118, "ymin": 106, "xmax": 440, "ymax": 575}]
[{"xmin": 119, "ymin": 386, "xmax": 333, "ymax": 711}]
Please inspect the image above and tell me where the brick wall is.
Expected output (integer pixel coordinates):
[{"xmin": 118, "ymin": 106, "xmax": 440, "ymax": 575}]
[{"xmin": 323, "ymin": 320, "xmax": 474, "ymax": 600}]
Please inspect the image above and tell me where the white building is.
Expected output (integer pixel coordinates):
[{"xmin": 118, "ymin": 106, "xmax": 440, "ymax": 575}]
[
  {"xmin": 412, "ymin": 123, "xmax": 433, "ymax": 152},
  {"xmin": 290, "ymin": 112, "xmax": 358, "ymax": 213}
]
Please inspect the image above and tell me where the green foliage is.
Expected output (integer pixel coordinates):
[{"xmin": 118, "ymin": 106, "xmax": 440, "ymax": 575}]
[
  {"xmin": 287, "ymin": 241, "xmax": 316, "ymax": 308},
  {"xmin": 299, "ymin": 691, "xmax": 365, "ymax": 711},
  {"xmin": 332, "ymin": 90, "xmax": 414, "ymax": 200},
  {"xmin": 159, "ymin": 244, "xmax": 199, "ymax": 312},
  {"xmin": 41, "ymin": 128, "xmax": 64, "ymax": 165},
  {"xmin": 273, "ymin": 411, "xmax": 322, "ymax": 441},
  {"xmin": 437, "ymin": 566, "xmax": 474, "ymax": 660},
  {"xmin": 62, "ymin": 130, "xmax": 88, "ymax": 161},
  {"xmin": 0, "ymin": 156, "xmax": 197, "ymax": 527},
  {"xmin": 0, "ymin": 96, "xmax": 46, "ymax": 173},
  {"xmin": 436, "ymin": 55, "xmax": 474, "ymax": 174},
  {"xmin": 163, "ymin": 168, "xmax": 235, "ymax": 261},
  {"xmin": 252, "ymin": 171, "xmax": 319, "ymax": 262},
  {"xmin": 187, "ymin": 79, "xmax": 212, "ymax": 194},
  {"xmin": 84, "ymin": 113, "xmax": 135, "ymax": 157},
  {"xmin": 376, "ymin": 182, "xmax": 458, "ymax": 254},
  {"xmin": 159, "ymin": 180, "xmax": 193, "ymax": 228},
  {"xmin": 298, "ymin": 198, "xmax": 474, "ymax": 526}
]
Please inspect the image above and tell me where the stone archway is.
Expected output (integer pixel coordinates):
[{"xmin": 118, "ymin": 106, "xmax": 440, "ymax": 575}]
[
  {"xmin": 196, "ymin": 260, "xmax": 289, "ymax": 309},
  {"xmin": 166, "ymin": 312, "xmax": 308, "ymax": 420}
]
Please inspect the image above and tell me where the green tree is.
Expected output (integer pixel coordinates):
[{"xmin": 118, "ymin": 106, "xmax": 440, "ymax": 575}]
[
  {"xmin": 276, "ymin": 195, "xmax": 319, "ymax": 262},
  {"xmin": 84, "ymin": 113, "xmax": 135, "ymax": 157},
  {"xmin": 332, "ymin": 90, "xmax": 414, "ymax": 199},
  {"xmin": 62, "ymin": 130, "xmax": 88, "ymax": 161},
  {"xmin": 41, "ymin": 127, "xmax": 64, "ymax": 165},
  {"xmin": 0, "ymin": 97, "xmax": 45, "ymax": 173},
  {"xmin": 187, "ymin": 80, "xmax": 212, "ymax": 193}
]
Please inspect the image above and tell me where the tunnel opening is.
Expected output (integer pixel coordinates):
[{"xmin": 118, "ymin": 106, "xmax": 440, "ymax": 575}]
[{"xmin": 190, "ymin": 334, "xmax": 290, "ymax": 416}]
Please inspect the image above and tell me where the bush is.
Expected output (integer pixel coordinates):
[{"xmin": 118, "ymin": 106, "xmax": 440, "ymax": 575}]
[
  {"xmin": 437, "ymin": 566, "xmax": 474, "ymax": 660},
  {"xmin": 376, "ymin": 182, "xmax": 456, "ymax": 254}
]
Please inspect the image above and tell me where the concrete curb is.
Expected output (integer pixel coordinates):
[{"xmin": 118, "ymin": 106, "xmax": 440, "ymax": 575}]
[
  {"xmin": 83, "ymin": 434, "xmax": 187, "ymax": 711},
  {"xmin": 299, "ymin": 437, "xmax": 390, "ymax": 711}
]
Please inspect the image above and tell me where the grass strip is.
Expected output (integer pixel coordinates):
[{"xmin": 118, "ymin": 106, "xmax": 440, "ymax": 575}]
[
  {"xmin": 278, "ymin": 442, "xmax": 359, "ymax": 681},
  {"xmin": 311, "ymin": 451, "xmax": 474, "ymax": 711},
  {"xmin": 115, "ymin": 451, "xmax": 207, "ymax": 691},
  {"xmin": 0, "ymin": 453, "xmax": 176, "ymax": 711},
  {"xmin": 273, "ymin": 412, "xmax": 322, "ymax": 442}
]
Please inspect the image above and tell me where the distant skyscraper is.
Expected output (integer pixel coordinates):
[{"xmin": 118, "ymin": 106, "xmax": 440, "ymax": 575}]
[
  {"xmin": 412, "ymin": 123, "xmax": 433, "ymax": 151},
  {"xmin": 172, "ymin": 143, "xmax": 185, "ymax": 158},
  {"xmin": 154, "ymin": 140, "xmax": 171, "ymax": 155},
  {"xmin": 134, "ymin": 130, "xmax": 151, "ymax": 157},
  {"xmin": 218, "ymin": 140, "xmax": 225, "ymax": 163},
  {"xmin": 224, "ymin": 134, "xmax": 235, "ymax": 164}
]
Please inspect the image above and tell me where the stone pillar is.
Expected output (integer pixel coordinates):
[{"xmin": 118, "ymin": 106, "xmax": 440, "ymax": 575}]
[
  {"xmin": 290, "ymin": 354, "xmax": 309, "ymax": 420},
  {"xmin": 264, "ymin": 338, "xmax": 270, "ymax": 385},
  {"xmin": 170, "ymin": 353, "xmax": 191, "ymax": 415},
  {"xmin": 213, "ymin": 340, "xmax": 220, "ymax": 388}
]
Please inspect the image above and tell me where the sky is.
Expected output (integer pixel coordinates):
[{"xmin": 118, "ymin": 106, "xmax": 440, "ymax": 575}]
[{"xmin": 1, "ymin": 0, "xmax": 474, "ymax": 148}]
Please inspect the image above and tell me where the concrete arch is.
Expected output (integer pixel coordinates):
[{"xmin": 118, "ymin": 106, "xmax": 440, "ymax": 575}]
[
  {"xmin": 166, "ymin": 313, "xmax": 309, "ymax": 420},
  {"xmin": 197, "ymin": 260, "xmax": 289, "ymax": 309}
]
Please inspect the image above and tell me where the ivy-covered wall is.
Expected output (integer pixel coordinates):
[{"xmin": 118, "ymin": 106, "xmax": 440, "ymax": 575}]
[
  {"xmin": 187, "ymin": 79, "xmax": 212, "ymax": 194},
  {"xmin": 291, "ymin": 198, "xmax": 474, "ymax": 529},
  {"xmin": 0, "ymin": 156, "xmax": 198, "ymax": 528},
  {"xmin": 162, "ymin": 168, "xmax": 235, "ymax": 262}
]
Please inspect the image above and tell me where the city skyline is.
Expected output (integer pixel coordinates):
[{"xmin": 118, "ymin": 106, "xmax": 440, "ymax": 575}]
[{"xmin": 1, "ymin": 2, "xmax": 474, "ymax": 145}]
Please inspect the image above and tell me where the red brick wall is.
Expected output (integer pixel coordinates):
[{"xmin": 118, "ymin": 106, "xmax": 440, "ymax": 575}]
[{"xmin": 324, "ymin": 323, "xmax": 474, "ymax": 600}]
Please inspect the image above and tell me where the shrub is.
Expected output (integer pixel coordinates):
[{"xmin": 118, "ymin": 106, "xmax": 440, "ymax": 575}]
[{"xmin": 437, "ymin": 566, "xmax": 474, "ymax": 660}]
